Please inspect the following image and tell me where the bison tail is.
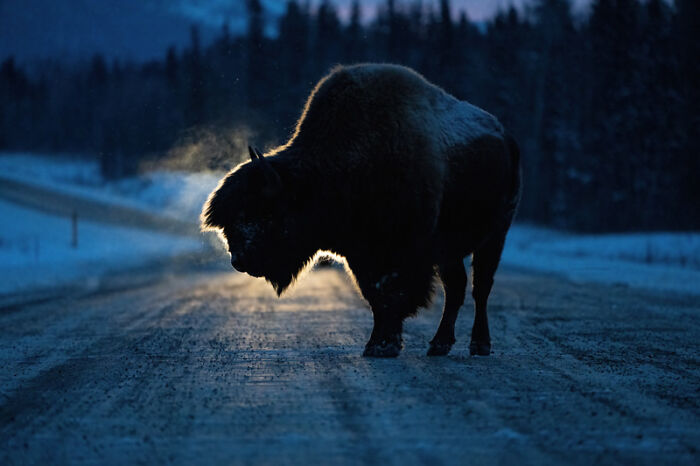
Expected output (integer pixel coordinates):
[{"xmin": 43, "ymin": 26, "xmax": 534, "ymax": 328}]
[{"xmin": 505, "ymin": 133, "xmax": 522, "ymax": 217}]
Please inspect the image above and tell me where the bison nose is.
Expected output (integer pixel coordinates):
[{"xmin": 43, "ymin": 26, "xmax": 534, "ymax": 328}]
[
  {"xmin": 230, "ymin": 254, "xmax": 243, "ymax": 271},
  {"xmin": 230, "ymin": 254, "xmax": 247, "ymax": 273}
]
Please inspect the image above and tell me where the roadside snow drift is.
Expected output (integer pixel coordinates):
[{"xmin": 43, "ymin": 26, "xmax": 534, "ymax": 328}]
[
  {"xmin": 0, "ymin": 199, "xmax": 202, "ymax": 295},
  {"xmin": 502, "ymin": 225, "xmax": 700, "ymax": 296}
]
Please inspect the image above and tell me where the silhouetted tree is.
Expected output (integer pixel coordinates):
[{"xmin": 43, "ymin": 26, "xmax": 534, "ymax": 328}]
[
  {"xmin": 314, "ymin": 0, "xmax": 342, "ymax": 76},
  {"xmin": 344, "ymin": 0, "xmax": 365, "ymax": 62},
  {"xmin": 187, "ymin": 25, "xmax": 206, "ymax": 127},
  {"xmin": 674, "ymin": 0, "xmax": 700, "ymax": 229},
  {"xmin": 0, "ymin": 0, "xmax": 695, "ymax": 230},
  {"xmin": 246, "ymin": 0, "xmax": 267, "ymax": 109},
  {"xmin": 165, "ymin": 46, "xmax": 178, "ymax": 86}
]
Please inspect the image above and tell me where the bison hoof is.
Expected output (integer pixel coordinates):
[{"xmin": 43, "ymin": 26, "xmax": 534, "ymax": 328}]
[
  {"xmin": 469, "ymin": 341, "xmax": 491, "ymax": 356},
  {"xmin": 427, "ymin": 340, "xmax": 453, "ymax": 356},
  {"xmin": 363, "ymin": 338, "xmax": 402, "ymax": 358}
]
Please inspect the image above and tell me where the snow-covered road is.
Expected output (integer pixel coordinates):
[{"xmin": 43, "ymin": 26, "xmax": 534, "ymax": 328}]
[{"xmin": 1, "ymin": 266, "xmax": 698, "ymax": 464}]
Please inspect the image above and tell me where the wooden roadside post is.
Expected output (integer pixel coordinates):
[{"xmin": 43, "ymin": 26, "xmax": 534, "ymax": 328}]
[{"xmin": 71, "ymin": 210, "xmax": 78, "ymax": 248}]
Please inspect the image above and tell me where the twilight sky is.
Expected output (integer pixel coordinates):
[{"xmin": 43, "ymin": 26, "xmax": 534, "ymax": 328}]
[
  {"xmin": 314, "ymin": 0, "xmax": 592, "ymax": 22},
  {"xmin": 179, "ymin": 0, "xmax": 593, "ymax": 26},
  {"xmin": 0, "ymin": 0, "xmax": 594, "ymax": 64}
]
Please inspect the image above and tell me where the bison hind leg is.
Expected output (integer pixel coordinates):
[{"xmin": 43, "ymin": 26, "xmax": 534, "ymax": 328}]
[
  {"xmin": 469, "ymin": 231, "xmax": 508, "ymax": 356},
  {"xmin": 428, "ymin": 259, "xmax": 468, "ymax": 356}
]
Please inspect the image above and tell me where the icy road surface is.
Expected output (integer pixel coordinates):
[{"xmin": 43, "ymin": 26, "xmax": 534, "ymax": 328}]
[{"xmin": 1, "ymin": 267, "xmax": 698, "ymax": 465}]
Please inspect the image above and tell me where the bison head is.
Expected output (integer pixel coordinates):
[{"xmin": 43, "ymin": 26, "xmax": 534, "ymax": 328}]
[{"xmin": 201, "ymin": 146, "xmax": 310, "ymax": 295}]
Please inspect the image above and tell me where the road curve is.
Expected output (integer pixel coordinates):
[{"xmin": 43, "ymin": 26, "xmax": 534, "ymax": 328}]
[
  {"xmin": 1, "ymin": 267, "xmax": 698, "ymax": 465},
  {"xmin": 0, "ymin": 175, "xmax": 197, "ymax": 237}
]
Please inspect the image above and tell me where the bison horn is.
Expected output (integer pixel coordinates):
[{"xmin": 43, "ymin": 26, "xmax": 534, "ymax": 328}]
[
  {"xmin": 248, "ymin": 145, "xmax": 280, "ymax": 189},
  {"xmin": 248, "ymin": 145, "xmax": 261, "ymax": 162}
]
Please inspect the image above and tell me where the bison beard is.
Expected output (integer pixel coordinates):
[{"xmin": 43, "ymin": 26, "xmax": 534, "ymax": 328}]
[{"xmin": 201, "ymin": 64, "xmax": 521, "ymax": 358}]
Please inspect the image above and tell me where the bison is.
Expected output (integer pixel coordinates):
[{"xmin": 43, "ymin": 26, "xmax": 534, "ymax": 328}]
[{"xmin": 201, "ymin": 64, "xmax": 521, "ymax": 358}]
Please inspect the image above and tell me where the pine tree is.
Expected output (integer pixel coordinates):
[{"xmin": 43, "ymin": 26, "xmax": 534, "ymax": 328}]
[
  {"xmin": 165, "ymin": 46, "xmax": 178, "ymax": 86},
  {"xmin": 187, "ymin": 25, "xmax": 205, "ymax": 127},
  {"xmin": 246, "ymin": 0, "xmax": 267, "ymax": 109},
  {"xmin": 314, "ymin": 0, "xmax": 342, "ymax": 76},
  {"xmin": 437, "ymin": 0, "xmax": 455, "ymax": 86},
  {"xmin": 277, "ymin": 1, "xmax": 311, "ymax": 128},
  {"xmin": 674, "ymin": 0, "xmax": 700, "ymax": 228},
  {"xmin": 584, "ymin": 0, "xmax": 645, "ymax": 230},
  {"xmin": 344, "ymin": 0, "xmax": 365, "ymax": 62}
]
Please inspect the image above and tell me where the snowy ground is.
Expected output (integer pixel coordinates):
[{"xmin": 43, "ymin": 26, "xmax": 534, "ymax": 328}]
[
  {"xmin": 0, "ymin": 199, "xmax": 205, "ymax": 296},
  {"xmin": 1, "ymin": 267, "xmax": 698, "ymax": 464},
  {"xmin": 502, "ymin": 225, "xmax": 700, "ymax": 296},
  {"xmin": 0, "ymin": 153, "xmax": 218, "ymax": 297},
  {"xmin": 1, "ymin": 152, "xmax": 698, "ymax": 297}
]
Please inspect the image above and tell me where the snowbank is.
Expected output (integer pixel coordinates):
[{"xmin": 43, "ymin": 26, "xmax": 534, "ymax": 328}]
[
  {"xmin": 502, "ymin": 225, "xmax": 700, "ymax": 296},
  {"xmin": 0, "ymin": 199, "xmax": 205, "ymax": 295}
]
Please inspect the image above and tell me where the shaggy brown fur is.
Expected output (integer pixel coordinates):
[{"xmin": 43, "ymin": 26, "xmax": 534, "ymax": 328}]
[{"xmin": 202, "ymin": 64, "xmax": 521, "ymax": 357}]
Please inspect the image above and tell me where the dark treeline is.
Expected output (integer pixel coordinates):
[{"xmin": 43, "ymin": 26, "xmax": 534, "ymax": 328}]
[{"xmin": 0, "ymin": 0, "xmax": 698, "ymax": 232}]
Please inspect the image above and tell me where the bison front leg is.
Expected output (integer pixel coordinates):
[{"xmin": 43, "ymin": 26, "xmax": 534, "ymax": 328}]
[
  {"xmin": 363, "ymin": 305, "xmax": 404, "ymax": 358},
  {"xmin": 469, "ymin": 233, "xmax": 507, "ymax": 356},
  {"xmin": 358, "ymin": 266, "xmax": 433, "ymax": 358},
  {"xmin": 428, "ymin": 260, "xmax": 467, "ymax": 356}
]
